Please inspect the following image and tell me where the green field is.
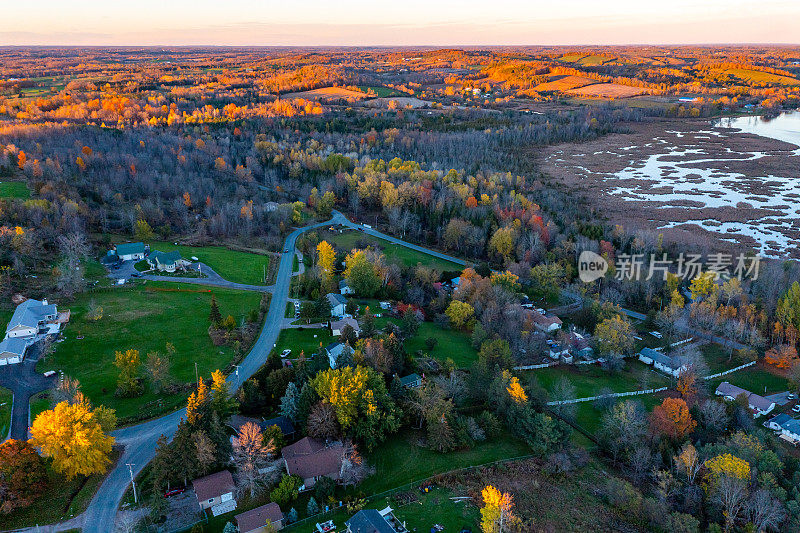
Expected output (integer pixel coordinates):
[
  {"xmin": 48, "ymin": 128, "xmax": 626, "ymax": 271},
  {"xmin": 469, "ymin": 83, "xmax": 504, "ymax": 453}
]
[
  {"xmin": 527, "ymin": 361, "xmax": 671, "ymax": 400},
  {"xmin": 36, "ymin": 282, "xmax": 261, "ymax": 420},
  {"xmin": 322, "ymin": 230, "xmax": 463, "ymax": 272},
  {"xmin": 0, "ymin": 180, "xmax": 31, "ymax": 199},
  {"xmin": 124, "ymin": 241, "xmax": 272, "ymax": 285},
  {"xmin": 29, "ymin": 391, "xmax": 51, "ymax": 422},
  {"xmin": 271, "ymin": 327, "xmax": 335, "ymax": 359},
  {"xmin": 572, "ymin": 394, "xmax": 662, "ymax": 437},
  {"xmin": 719, "ymin": 67, "xmax": 800, "ymax": 86},
  {"xmin": 404, "ymin": 321, "xmax": 477, "ymax": 368},
  {"xmin": 357, "ymin": 85, "xmax": 405, "ymax": 98},
  {"xmin": 708, "ymin": 365, "xmax": 791, "ymax": 396},
  {"xmin": 0, "ymin": 386, "xmax": 12, "ymax": 438}
]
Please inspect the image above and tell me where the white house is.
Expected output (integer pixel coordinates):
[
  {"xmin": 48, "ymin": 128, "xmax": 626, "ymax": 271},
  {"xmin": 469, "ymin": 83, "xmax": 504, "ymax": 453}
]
[
  {"xmin": 192, "ymin": 470, "xmax": 236, "ymax": 516},
  {"xmin": 146, "ymin": 250, "xmax": 190, "ymax": 273},
  {"xmin": 326, "ymin": 342, "xmax": 354, "ymax": 368},
  {"xmin": 715, "ymin": 382, "xmax": 776, "ymax": 417},
  {"xmin": 0, "ymin": 337, "xmax": 29, "ymax": 365},
  {"xmin": 114, "ymin": 242, "xmax": 148, "ymax": 261},
  {"xmin": 528, "ymin": 310, "xmax": 562, "ymax": 333},
  {"xmin": 327, "ymin": 293, "xmax": 348, "ymax": 318},
  {"xmin": 339, "ymin": 280, "xmax": 354, "ymax": 295},
  {"xmin": 766, "ymin": 413, "xmax": 800, "ymax": 444},
  {"xmin": 638, "ymin": 348, "xmax": 687, "ymax": 378}
]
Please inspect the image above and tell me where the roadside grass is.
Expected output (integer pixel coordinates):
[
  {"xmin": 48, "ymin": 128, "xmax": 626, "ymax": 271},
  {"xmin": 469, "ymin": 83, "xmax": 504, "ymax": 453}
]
[
  {"xmin": 321, "ymin": 229, "xmax": 463, "ymax": 272},
  {"xmin": 285, "ymin": 301, "xmax": 296, "ymax": 318},
  {"xmin": 292, "ymin": 254, "xmax": 299, "ymax": 273},
  {"xmin": 129, "ymin": 240, "xmax": 271, "ymax": 285},
  {"xmin": 36, "ymin": 282, "xmax": 261, "ymax": 421},
  {"xmin": 29, "ymin": 391, "xmax": 51, "ymax": 422},
  {"xmin": 271, "ymin": 327, "xmax": 335, "ymax": 359},
  {"xmin": 0, "ymin": 385, "xmax": 11, "ymax": 438},
  {"xmin": 0, "ymin": 450, "xmax": 121, "ymax": 529},
  {"xmin": 526, "ymin": 361, "xmax": 672, "ymax": 399},
  {"xmin": 0, "ymin": 180, "xmax": 31, "ymax": 199}
]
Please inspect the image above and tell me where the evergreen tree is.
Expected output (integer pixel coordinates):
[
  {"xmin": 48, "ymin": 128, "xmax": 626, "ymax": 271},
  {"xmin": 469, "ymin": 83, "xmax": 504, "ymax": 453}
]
[
  {"xmin": 209, "ymin": 295, "xmax": 222, "ymax": 325},
  {"xmin": 307, "ymin": 496, "xmax": 320, "ymax": 516},
  {"xmin": 222, "ymin": 523, "xmax": 237, "ymax": 533},
  {"xmin": 280, "ymin": 382, "xmax": 299, "ymax": 422},
  {"xmin": 286, "ymin": 508, "xmax": 298, "ymax": 524}
]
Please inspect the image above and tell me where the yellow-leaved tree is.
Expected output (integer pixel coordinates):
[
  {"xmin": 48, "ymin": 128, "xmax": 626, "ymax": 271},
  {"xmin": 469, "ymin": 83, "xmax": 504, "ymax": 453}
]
[
  {"xmin": 506, "ymin": 376, "xmax": 528, "ymax": 405},
  {"xmin": 30, "ymin": 398, "xmax": 115, "ymax": 478},
  {"xmin": 317, "ymin": 240, "xmax": 336, "ymax": 292},
  {"xmin": 705, "ymin": 453, "xmax": 751, "ymax": 486},
  {"xmin": 481, "ymin": 485, "xmax": 515, "ymax": 533}
]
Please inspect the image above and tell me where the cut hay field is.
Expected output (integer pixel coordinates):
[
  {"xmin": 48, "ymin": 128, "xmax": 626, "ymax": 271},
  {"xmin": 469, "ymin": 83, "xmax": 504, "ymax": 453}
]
[
  {"xmin": 0, "ymin": 180, "xmax": 31, "ymax": 199},
  {"xmin": 535, "ymin": 74, "xmax": 596, "ymax": 92},
  {"xmin": 716, "ymin": 68, "xmax": 800, "ymax": 86},
  {"xmin": 567, "ymin": 83, "xmax": 644, "ymax": 98},
  {"xmin": 283, "ymin": 86, "xmax": 368, "ymax": 100}
]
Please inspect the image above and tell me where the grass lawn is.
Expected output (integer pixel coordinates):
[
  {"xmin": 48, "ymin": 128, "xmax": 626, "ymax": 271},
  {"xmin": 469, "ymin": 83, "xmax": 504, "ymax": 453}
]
[
  {"xmin": 136, "ymin": 241, "xmax": 271, "ymax": 285},
  {"xmin": 36, "ymin": 282, "xmax": 261, "ymax": 421},
  {"xmin": 359, "ymin": 430, "xmax": 531, "ymax": 494},
  {"xmin": 572, "ymin": 393, "xmax": 662, "ymax": 437},
  {"xmin": 285, "ymin": 301, "xmax": 296, "ymax": 318},
  {"xmin": 701, "ymin": 342, "xmax": 747, "ymax": 374},
  {"xmin": 0, "ymin": 180, "xmax": 31, "ymax": 199},
  {"xmin": 707, "ymin": 364, "xmax": 791, "ymax": 396},
  {"xmin": 29, "ymin": 391, "xmax": 52, "ymax": 422},
  {"xmin": 405, "ymin": 322, "xmax": 478, "ymax": 368},
  {"xmin": 0, "ymin": 385, "xmax": 11, "ymax": 438},
  {"xmin": 271, "ymin": 327, "xmax": 335, "ymax": 359},
  {"xmin": 526, "ymin": 361, "xmax": 672, "ymax": 400},
  {"xmin": 321, "ymin": 229, "xmax": 463, "ymax": 272},
  {"xmin": 0, "ymin": 450, "xmax": 120, "ymax": 529}
]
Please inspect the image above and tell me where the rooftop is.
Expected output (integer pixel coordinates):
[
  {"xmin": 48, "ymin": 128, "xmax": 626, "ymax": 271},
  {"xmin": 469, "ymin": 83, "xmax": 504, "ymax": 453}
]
[
  {"xmin": 115, "ymin": 242, "xmax": 146, "ymax": 256},
  {"xmin": 192, "ymin": 470, "xmax": 235, "ymax": 502},
  {"xmin": 235, "ymin": 502, "xmax": 283, "ymax": 532},
  {"xmin": 7, "ymin": 298, "xmax": 57, "ymax": 332},
  {"xmin": 345, "ymin": 509, "xmax": 397, "ymax": 533},
  {"xmin": 282, "ymin": 437, "xmax": 344, "ymax": 480}
]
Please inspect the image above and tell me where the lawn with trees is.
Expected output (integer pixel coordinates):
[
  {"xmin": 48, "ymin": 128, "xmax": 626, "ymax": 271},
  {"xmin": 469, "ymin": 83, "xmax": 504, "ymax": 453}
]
[
  {"xmin": 323, "ymin": 229, "xmax": 463, "ymax": 271},
  {"xmin": 0, "ymin": 180, "xmax": 30, "ymax": 199},
  {"xmin": 36, "ymin": 282, "xmax": 262, "ymax": 420}
]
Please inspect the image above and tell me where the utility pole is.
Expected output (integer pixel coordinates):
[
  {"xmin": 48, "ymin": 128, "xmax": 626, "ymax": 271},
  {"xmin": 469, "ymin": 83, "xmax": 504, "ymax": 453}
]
[
  {"xmin": 195, "ymin": 361, "xmax": 199, "ymax": 384},
  {"xmin": 126, "ymin": 463, "xmax": 137, "ymax": 504}
]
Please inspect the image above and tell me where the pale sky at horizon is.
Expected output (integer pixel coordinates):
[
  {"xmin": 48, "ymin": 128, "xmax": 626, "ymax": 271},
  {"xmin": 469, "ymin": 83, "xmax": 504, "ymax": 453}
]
[{"xmin": 1, "ymin": 0, "xmax": 799, "ymax": 46}]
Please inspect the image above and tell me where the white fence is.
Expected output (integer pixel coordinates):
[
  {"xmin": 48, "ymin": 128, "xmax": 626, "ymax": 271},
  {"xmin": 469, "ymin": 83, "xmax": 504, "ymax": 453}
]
[
  {"xmin": 513, "ymin": 362, "xmax": 559, "ymax": 370},
  {"xmin": 702, "ymin": 361, "xmax": 756, "ymax": 381},
  {"xmin": 547, "ymin": 387, "xmax": 669, "ymax": 406}
]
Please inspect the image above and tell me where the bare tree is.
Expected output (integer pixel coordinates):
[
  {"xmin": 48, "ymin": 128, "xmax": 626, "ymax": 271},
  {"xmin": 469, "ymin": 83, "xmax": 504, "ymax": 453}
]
[
  {"xmin": 52, "ymin": 375, "xmax": 81, "ymax": 405},
  {"xmin": 713, "ymin": 476, "xmax": 748, "ymax": 533},
  {"xmin": 339, "ymin": 440, "xmax": 369, "ymax": 486},
  {"xmin": 232, "ymin": 422, "xmax": 275, "ymax": 498},
  {"xmin": 550, "ymin": 376, "xmax": 576, "ymax": 419},
  {"xmin": 747, "ymin": 488, "xmax": 786, "ymax": 533},
  {"xmin": 307, "ymin": 402, "xmax": 340, "ymax": 440}
]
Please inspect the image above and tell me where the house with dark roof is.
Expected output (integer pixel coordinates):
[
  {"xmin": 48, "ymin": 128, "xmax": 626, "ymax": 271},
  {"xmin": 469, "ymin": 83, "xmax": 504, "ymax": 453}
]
[
  {"xmin": 115, "ymin": 242, "xmax": 147, "ymax": 261},
  {"xmin": 326, "ymin": 342, "xmax": 354, "ymax": 369},
  {"xmin": 345, "ymin": 507, "xmax": 407, "ymax": 533},
  {"xmin": 327, "ymin": 293, "xmax": 348, "ymax": 318},
  {"xmin": 330, "ymin": 317, "xmax": 360, "ymax": 337},
  {"xmin": 398, "ymin": 373, "xmax": 422, "ymax": 389},
  {"xmin": 766, "ymin": 413, "xmax": 800, "ymax": 444},
  {"xmin": 339, "ymin": 279, "xmax": 354, "ymax": 295},
  {"xmin": 715, "ymin": 382, "xmax": 776, "ymax": 416},
  {"xmin": 147, "ymin": 250, "xmax": 190, "ymax": 272},
  {"xmin": 638, "ymin": 348, "xmax": 687, "ymax": 377},
  {"xmin": 281, "ymin": 437, "xmax": 344, "ymax": 489},
  {"xmin": 235, "ymin": 502, "xmax": 284, "ymax": 532},
  {"xmin": 228, "ymin": 415, "xmax": 296, "ymax": 441},
  {"xmin": 192, "ymin": 470, "xmax": 236, "ymax": 515}
]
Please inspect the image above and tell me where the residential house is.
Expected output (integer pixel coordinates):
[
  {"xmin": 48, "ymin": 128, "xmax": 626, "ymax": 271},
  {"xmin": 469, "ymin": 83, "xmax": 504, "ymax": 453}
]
[
  {"xmin": 281, "ymin": 437, "xmax": 344, "ymax": 489},
  {"xmin": 5, "ymin": 298, "xmax": 60, "ymax": 340},
  {"xmin": 147, "ymin": 250, "xmax": 190, "ymax": 273},
  {"xmin": 345, "ymin": 507, "xmax": 407, "ymax": 533},
  {"xmin": 766, "ymin": 413, "xmax": 792, "ymax": 431},
  {"xmin": 548, "ymin": 343, "xmax": 572, "ymax": 363},
  {"xmin": 528, "ymin": 310, "xmax": 562, "ymax": 333},
  {"xmin": 264, "ymin": 416, "xmax": 296, "ymax": 440},
  {"xmin": 398, "ymin": 373, "xmax": 422, "ymax": 389},
  {"xmin": 325, "ymin": 342, "xmax": 354, "ymax": 369},
  {"xmin": 327, "ymin": 293, "xmax": 348, "ymax": 318},
  {"xmin": 192, "ymin": 470, "xmax": 236, "ymax": 516},
  {"xmin": 330, "ymin": 317, "xmax": 360, "ymax": 337},
  {"xmin": 766, "ymin": 413, "xmax": 800, "ymax": 445},
  {"xmin": 115, "ymin": 242, "xmax": 148, "ymax": 261},
  {"xmin": 339, "ymin": 280, "xmax": 354, "ymax": 295},
  {"xmin": 0, "ymin": 337, "xmax": 28, "ymax": 365},
  {"xmin": 639, "ymin": 348, "xmax": 687, "ymax": 377},
  {"xmin": 235, "ymin": 502, "xmax": 284, "ymax": 532},
  {"xmin": 715, "ymin": 382, "xmax": 776, "ymax": 416}
]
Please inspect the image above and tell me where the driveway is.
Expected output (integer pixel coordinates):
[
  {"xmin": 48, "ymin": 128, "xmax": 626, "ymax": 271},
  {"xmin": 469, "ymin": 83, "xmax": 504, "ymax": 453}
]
[
  {"xmin": 108, "ymin": 260, "xmax": 273, "ymax": 292},
  {"xmin": 0, "ymin": 339, "xmax": 58, "ymax": 441}
]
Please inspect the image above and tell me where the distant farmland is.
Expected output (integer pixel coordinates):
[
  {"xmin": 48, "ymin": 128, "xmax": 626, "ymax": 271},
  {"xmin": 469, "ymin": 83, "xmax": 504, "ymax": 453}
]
[
  {"xmin": 716, "ymin": 68, "xmax": 800, "ymax": 86},
  {"xmin": 567, "ymin": 83, "xmax": 645, "ymax": 98},
  {"xmin": 282, "ymin": 86, "xmax": 369, "ymax": 100},
  {"xmin": 535, "ymin": 74, "xmax": 596, "ymax": 92}
]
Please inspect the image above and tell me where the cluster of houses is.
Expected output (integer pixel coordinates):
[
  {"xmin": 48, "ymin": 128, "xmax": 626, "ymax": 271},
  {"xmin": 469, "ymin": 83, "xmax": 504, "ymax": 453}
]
[
  {"xmin": 0, "ymin": 298, "xmax": 68, "ymax": 365},
  {"xmin": 103, "ymin": 242, "xmax": 192, "ymax": 273}
]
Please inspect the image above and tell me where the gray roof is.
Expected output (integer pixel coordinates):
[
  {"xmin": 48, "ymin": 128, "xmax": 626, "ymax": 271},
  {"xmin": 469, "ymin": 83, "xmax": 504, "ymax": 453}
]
[
  {"xmin": 7, "ymin": 299, "xmax": 56, "ymax": 332},
  {"xmin": 149, "ymin": 250, "xmax": 182, "ymax": 267},
  {"xmin": 716, "ymin": 382, "xmax": 774, "ymax": 412},
  {"xmin": 345, "ymin": 509, "xmax": 395, "ymax": 533},
  {"xmin": 339, "ymin": 280, "xmax": 350, "ymax": 289},
  {"xmin": 782, "ymin": 418, "xmax": 800, "ymax": 436},
  {"xmin": 641, "ymin": 348, "xmax": 681, "ymax": 369},
  {"xmin": 399, "ymin": 373, "xmax": 421, "ymax": 386},
  {"xmin": 115, "ymin": 242, "xmax": 145, "ymax": 256},
  {"xmin": 325, "ymin": 342, "xmax": 353, "ymax": 358},
  {"xmin": 327, "ymin": 293, "xmax": 347, "ymax": 306},
  {"xmin": 0, "ymin": 337, "xmax": 28, "ymax": 357}
]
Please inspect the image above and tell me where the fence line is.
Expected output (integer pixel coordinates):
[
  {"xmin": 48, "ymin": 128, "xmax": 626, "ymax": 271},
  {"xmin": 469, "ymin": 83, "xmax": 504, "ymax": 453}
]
[
  {"xmin": 514, "ymin": 357, "xmax": 608, "ymax": 371},
  {"xmin": 702, "ymin": 361, "xmax": 756, "ymax": 380},
  {"xmin": 547, "ymin": 387, "xmax": 669, "ymax": 406}
]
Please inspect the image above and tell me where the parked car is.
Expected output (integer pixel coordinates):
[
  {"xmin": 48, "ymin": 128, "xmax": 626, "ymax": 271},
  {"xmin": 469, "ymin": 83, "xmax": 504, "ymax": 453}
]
[
  {"xmin": 650, "ymin": 331, "xmax": 663, "ymax": 339},
  {"xmin": 788, "ymin": 393, "xmax": 797, "ymax": 400},
  {"xmin": 164, "ymin": 488, "xmax": 185, "ymax": 498},
  {"xmin": 281, "ymin": 349, "xmax": 292, "ymax": 357},
  {"xmin": 792, "ymin": 405, "xmax": 800, "ymax": 413}
]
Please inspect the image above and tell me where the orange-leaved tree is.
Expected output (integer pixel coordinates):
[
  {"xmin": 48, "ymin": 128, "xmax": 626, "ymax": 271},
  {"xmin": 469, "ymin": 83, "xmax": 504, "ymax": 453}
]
[{"xmin": 650, "ymin": 397, "xmax": 696, "ymax": 441}]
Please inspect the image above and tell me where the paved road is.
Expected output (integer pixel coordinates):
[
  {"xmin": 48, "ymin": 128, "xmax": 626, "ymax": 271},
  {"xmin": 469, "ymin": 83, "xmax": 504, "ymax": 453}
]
[
  {"xmin": 80, "ymin": 216, "xmax": 338, "ymax": 532},
  {"xmin": 111, "ymin": 261, "xmax": 273, "ymax": 293},
  {"xmin": 0, "ymin": 340, "xmax": 57, "ymax": 442},
  {"xmin": 334, "ymin": 211, "xmax": 467, "ymax": 267}
]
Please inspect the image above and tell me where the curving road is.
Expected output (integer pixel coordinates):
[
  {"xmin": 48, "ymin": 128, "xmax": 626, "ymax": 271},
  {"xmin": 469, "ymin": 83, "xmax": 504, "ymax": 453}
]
[
  {"xmin": 57, "ymin": 211, "xmax": 466, "ymax": 532},
  {"xmin": 80, "ymin": 216, "xmax": 340, "ymax": 532}
]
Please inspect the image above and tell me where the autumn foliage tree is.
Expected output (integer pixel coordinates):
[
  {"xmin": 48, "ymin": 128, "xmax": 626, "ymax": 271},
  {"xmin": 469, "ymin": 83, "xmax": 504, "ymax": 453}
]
[
  {"xmin": 0, "ymin": 439, "xmax": 47, "ymax": 513},
  {"xmin": 650, "ymin": 397, "xmax": 696, "ymax": 441},
  {"xmin": 765, "ymin": 344, "xmax": 798, "ymax": 369},
  {"xmin": 480, "ymin": 485, "xmax": 516, "ymax": 533},
  {"xmin": 30, "ymin": 399, "xmax": 115, "ymax": 479}
]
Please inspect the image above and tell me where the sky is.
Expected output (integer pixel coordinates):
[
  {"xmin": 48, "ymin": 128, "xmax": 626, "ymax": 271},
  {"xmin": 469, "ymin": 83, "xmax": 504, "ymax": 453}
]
[{"xmin": 1, "ymin": 0, "xmax": 799, "ymax": 46}]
